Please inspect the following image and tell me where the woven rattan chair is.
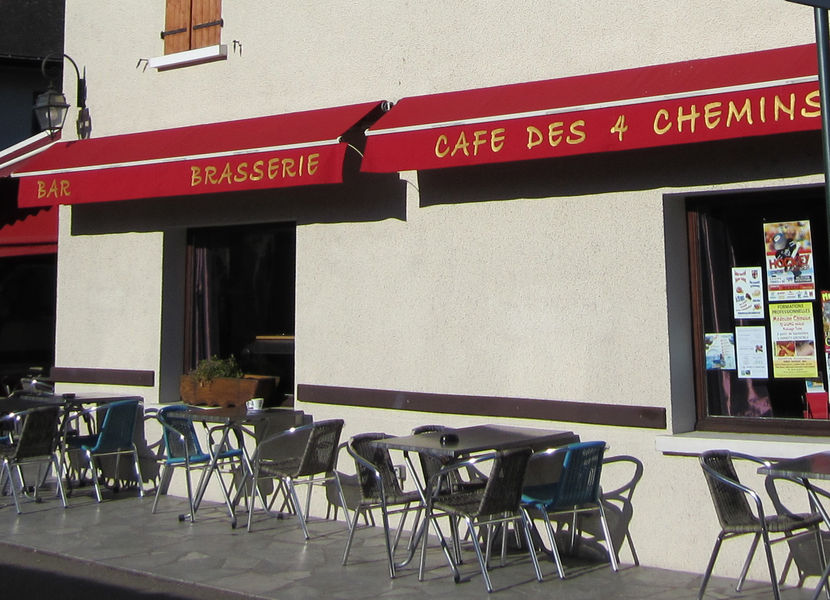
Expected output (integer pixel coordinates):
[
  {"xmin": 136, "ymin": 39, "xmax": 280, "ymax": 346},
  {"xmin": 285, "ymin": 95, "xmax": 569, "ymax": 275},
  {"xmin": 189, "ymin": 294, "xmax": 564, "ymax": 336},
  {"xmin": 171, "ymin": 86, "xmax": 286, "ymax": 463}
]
[
  {"xmin": 342, "ymin": 432, "xmax": 424, "ymax": 578},
  {"xmin": 698, "ymin": 450, "xmax": 824, "ymax": 600},
  {"xmin": 420, "ymin": 447, "xmax": 542, "ymax": 593},
  {"xmin": 521, "ymin": 441, "xmax": 618, "ymax": 579},
  {"xmin": 0, "ymin": 405, "xmax": 67, "ymax": 513},
  {"xmin": 411, "ymin": 425, "xmax": 487, "ymax": 494},
  {"xmin": 246, "ymin": 419, "xmax": 347, "ymax": 538}
]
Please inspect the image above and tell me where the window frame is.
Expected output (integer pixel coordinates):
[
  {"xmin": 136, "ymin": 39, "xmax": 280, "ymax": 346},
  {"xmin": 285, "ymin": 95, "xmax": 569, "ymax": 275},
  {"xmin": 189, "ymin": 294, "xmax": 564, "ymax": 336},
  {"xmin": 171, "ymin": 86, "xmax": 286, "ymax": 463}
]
[{"xmin": 687, "ymin": 186, "xmax": 830, "ymax": 436}]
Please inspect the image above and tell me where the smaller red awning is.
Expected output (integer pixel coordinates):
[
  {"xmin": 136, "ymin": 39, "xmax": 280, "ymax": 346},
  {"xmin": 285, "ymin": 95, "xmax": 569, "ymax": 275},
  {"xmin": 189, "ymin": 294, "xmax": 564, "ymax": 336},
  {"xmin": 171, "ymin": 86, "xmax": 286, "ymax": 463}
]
[
  {"xmin": 12, "ymin": 102, "xmax": 385, "ymax": 208},
  {"xmin": 0, "ymin": 207, "xmax": 58, "ymax": 258},
  {"xmin": 361, "ymin": 44, "xmax": 820, "ymax": 172},
  {"xmin": 0, "ymin": 133, "xmax": 56, "ymax": 178}
]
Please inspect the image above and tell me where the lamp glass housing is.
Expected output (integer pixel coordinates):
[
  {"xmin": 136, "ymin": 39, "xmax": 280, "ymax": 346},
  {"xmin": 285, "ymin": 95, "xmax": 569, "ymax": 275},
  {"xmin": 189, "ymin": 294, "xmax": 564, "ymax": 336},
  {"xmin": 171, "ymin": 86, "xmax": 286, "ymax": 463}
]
[{"xmin": 33, "ymin": 88, "xmax": 69, "ymax": 137}]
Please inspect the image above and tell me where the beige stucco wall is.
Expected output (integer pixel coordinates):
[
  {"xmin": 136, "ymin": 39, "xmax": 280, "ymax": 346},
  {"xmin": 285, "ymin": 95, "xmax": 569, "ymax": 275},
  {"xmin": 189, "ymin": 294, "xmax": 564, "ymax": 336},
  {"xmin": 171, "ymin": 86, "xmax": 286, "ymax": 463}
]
[{"xmin": 54, "ymin": 0, "xmax": 828, "ymax": 583}]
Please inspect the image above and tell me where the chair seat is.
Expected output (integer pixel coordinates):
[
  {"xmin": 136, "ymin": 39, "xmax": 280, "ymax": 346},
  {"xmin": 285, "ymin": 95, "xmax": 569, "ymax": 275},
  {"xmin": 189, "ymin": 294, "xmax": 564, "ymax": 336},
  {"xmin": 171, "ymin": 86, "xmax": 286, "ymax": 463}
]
[
  {"xmin": 257, "ymin": 456, "xmax": 302, "ymax": 478},
  {"xmin": 432, "ymin": 490, "xmax": 487, "ymax": 516},
  {"xmin": 67, "ymin": 433, "xmax": 98, "ymax": 449},
  {"xmin": 361, "ymin": 488, "xmax": 422, "ymax": 506},
  {"xmin": 722, "ymin": 512, "xmax": 823, "ymax": 534}
]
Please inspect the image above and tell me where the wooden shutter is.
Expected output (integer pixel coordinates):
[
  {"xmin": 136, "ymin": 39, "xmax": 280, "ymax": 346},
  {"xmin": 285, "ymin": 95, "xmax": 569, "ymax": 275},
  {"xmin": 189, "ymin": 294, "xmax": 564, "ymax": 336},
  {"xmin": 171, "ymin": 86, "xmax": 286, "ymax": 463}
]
[
  {"xmin": 163, "ymin": 0, "xmax": 191, "ymax": 55},
  {"xmin": 191, "ymin": 0, "xmax": 223, "ymax": 50}
]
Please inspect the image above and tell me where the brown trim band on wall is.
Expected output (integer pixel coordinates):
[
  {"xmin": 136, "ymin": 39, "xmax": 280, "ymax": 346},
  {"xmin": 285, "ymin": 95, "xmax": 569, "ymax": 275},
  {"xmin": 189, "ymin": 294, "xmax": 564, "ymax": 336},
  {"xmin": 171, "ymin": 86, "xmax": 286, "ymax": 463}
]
[
  {"xmin": 298, "ymin": 384, "xmax": 666, "ymax": 430},
  {"xmin": 50, "ymin": 367, "xmax": 155, "ymax": 387}
]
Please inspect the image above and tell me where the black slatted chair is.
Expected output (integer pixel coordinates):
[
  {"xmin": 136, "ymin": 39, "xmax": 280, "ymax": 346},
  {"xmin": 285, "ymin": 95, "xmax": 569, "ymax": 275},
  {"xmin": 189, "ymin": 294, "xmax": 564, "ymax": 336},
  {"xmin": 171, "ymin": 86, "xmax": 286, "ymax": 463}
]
[
  {"xmin": 342, "ymin": 432, "xmax": 424, "ymax": 578},
  {"xmin": 420, "ymin": 448, "xmax": 542, "ymax": 593},
  {"xmin": 0, "ymin": 405, "xmax": 67, "ymax": 513},
  {"xmin": 698, "ymin": 450, "xmax": 824, "ymax": 600},
  {"xmin": 247, "ymin": 419, "xmax": 347, "ymax": 538}
]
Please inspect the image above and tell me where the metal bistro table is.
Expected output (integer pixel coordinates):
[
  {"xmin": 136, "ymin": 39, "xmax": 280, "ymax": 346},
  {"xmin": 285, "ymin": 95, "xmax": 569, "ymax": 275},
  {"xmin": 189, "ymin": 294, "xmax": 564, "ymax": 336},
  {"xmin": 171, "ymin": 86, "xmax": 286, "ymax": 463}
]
[
  {"xmin": 370, "ymin": 424, "xmax": 580, "ymax": 579},
  {"xmin": 759, "ymin": 452, "xmax": 830, "ymax": 600},
  {"xmin": 183, "ymin": 405, "xmax": 309, "ymax": 527}
]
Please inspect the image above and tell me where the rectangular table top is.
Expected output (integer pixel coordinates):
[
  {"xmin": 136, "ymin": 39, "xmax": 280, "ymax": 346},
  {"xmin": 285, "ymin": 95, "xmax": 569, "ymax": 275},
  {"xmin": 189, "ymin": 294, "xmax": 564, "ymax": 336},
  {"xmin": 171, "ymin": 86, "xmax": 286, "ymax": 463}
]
[
  {"xmin": 0, "ymin": 391, "xmax": 143, "ymax": 414},
  {"xmin": 371, "ymin": 424, "xmax": 579, "ymax": 457},
  {"xmin": 759, "ymin": 452, "xmax": 830, "ymax": 480},
  {"xmin": 182, "ymin": 405, "xmax": 308, "ymax": 426}
]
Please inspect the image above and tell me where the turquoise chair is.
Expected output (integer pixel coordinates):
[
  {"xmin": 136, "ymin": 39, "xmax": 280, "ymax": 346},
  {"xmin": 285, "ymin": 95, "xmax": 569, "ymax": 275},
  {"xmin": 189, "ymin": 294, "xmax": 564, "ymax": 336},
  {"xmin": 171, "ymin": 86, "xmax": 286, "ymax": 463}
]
[
  {"xmin": 152, "ymin": 404, "xmax": 243, "ymax": 524},
  {"xmin": 522, "ymin": 441, "xmax": 619, "ymax": 579},
  {"xmin": 66, "ymin": 398, "xmax": 144, "ymax": 502}
]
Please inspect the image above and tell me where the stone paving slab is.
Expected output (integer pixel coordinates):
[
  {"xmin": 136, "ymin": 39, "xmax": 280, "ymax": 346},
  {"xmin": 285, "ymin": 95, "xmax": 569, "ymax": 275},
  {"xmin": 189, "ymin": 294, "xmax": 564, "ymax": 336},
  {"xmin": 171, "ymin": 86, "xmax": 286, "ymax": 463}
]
[{"xmin": 0, "ymin": 489, "xmax": 821, "ymax": 600}]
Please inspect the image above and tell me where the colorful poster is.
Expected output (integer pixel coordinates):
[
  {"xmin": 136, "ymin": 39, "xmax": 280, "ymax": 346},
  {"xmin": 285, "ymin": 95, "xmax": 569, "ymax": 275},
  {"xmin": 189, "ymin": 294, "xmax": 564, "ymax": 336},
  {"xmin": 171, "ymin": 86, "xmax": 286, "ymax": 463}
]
[
  {"xmin": 732, "ymin": 267, "xmax": 764, "ymax": 319},
  {"xmin": 822, "ymin": 291, "xmax": 830, "ymax": 387},
  {"xmin": 735, "ymin": 326, "xmax": 769, "ymax": 379},
  {"xmin": 705, "ymin": 333, "xmax": 736, "ymax": 370},
  {"xmin": 763, "ymin": 220, "xmax": 815, "ymax": 301},
  {"xmin": 769, "ymin": 302, "xmax": 818, "ymax": 378}
]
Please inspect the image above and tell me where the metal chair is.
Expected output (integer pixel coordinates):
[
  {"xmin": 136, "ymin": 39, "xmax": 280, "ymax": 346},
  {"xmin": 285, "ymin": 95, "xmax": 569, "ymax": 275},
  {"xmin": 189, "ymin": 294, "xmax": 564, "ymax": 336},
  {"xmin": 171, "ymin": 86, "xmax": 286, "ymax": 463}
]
[
  {"xmin": 65, "ymin": 398, "xmax": 144, "ymax": 502},
  {"xmin": 698, "ymin": 450, "xmax": 824, "ymax": 600},
  {"xmin": 342, "ymin": 432, "xmax": 424, "ymax": 578},
  {"xmin": 521, "ymin": 441, "xmax": 618, "ymax": 579},
  {"xmin": 0, "ymin": 405, "xmax": 67, "ymax": 513},
  {"xmin": 246, "ymin": 418, "xmax": 348, "ymax": 538},
  {"xmin": 420, "ymin": 447, "xmax": 542, "ymax": 593},
  {"xmin": 411, "ymin": 425, "xmax": 487, "ymax": 493},
  {"xmin": 152, "ymin": 404, "xmax": 244, "ymax": 523}
]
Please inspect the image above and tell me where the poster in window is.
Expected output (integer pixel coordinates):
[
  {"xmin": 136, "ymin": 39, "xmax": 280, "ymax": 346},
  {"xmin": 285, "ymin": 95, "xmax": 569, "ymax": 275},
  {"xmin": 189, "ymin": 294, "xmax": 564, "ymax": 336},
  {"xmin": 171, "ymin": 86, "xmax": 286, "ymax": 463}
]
[
  {"xmin": 763, "ymin": 220, "xmax": 815, "ymax": 301},
  {"xmin": 769, "ymin": 302, "xmax": 818, "ymax": 378},
  {"xmin": 731, "ymin": 267, "xmax": 764, "ymax": 319},
  {"xmin": 705, "ymin": 333, "xmax": 736, "ymax": 370},
  {"xmin": 822, "ymin": 291, "xmax": 830, "ymax": 386},
  {"xmin": 735, "ymin": 326, "xmax": 769, "ymax": 379}
]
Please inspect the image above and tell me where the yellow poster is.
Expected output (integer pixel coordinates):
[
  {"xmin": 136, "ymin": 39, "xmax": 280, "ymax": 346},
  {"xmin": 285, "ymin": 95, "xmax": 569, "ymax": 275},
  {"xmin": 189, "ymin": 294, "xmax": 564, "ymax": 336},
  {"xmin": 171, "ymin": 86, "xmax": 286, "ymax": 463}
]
[{"xmin": 769, "ymin": 302, "xmax": 818, "ymax": 378}]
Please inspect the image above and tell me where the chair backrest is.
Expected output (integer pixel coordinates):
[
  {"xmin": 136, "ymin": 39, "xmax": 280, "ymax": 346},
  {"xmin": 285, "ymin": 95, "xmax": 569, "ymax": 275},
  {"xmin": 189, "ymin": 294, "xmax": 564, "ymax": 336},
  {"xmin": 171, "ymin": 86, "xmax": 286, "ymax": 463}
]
[
  {"xmin": 412, "ymin": 425, "xmax": 448, "ymax": 483},
  {"xmin": 476, "ymin": 447, "xmax": 533, "ymax": 517},
  {"xmin": 700, "ymin": 450, "xmax": 755, "ymax": 529},
  {"xmin": 295, "ymin": 419, "xmax": 344, "ymax": 477},
  {"xmin": 553, "ymin": 441, "xmax": 606, "ymax": 507},
  {"xmin": 13, "ymin": 406, "xmax": 61, "ymax": 460},
  {"xmin": 90, "ymin": 399, "xmax": 140, "ymax": 453},
  {"xmin": 350, "ymin": 432, "xmax": 404, "ymax": 500},
  {"xmin": 157, "ymin": 404, "xmax": 204, "ymax": 460}
]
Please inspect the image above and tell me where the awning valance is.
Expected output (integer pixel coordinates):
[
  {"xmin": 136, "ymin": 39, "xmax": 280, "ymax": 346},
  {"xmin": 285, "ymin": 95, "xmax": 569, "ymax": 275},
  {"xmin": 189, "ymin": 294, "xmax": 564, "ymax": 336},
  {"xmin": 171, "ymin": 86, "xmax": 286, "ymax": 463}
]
[
  {"xmin": 12, "ymin": 102, "xmax": 386, "ymax": 207},
  {"xmin": 0, "ymin": 207, "xmax": 57, "ymax": 257},
  {"xmin": 361, "ymin": 44, "xmax": 820, "ymax": 173}
]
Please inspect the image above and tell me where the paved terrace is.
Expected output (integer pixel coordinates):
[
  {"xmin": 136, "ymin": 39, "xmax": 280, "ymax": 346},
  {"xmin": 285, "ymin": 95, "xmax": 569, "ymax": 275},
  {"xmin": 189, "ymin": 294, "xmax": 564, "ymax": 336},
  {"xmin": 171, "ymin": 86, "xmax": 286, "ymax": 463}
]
[{"xmin": 0, "ymin": 487, "xmax": 822, "ymax": 600}]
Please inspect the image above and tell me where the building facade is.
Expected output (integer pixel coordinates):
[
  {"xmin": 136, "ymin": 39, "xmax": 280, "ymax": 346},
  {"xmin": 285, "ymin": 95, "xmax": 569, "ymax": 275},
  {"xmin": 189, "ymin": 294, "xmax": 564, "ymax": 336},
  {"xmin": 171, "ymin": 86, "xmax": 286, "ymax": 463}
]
[{"xmin": 10, "ymin": 0, "xmax": 830, "ymax": 581}]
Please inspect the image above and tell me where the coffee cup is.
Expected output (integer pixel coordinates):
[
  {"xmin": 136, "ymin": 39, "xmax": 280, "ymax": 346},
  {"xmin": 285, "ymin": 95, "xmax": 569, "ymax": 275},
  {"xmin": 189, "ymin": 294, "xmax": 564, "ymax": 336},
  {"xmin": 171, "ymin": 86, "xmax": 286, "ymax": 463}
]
[{"xmin": 246, "ymin": 397, "xmax": 264, "ymax": 411}]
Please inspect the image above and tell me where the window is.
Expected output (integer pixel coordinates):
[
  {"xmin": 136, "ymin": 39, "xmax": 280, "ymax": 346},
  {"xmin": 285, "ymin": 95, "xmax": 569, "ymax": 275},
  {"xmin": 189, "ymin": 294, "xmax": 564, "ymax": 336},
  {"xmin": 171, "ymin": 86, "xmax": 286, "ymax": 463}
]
[
  {"xmin": 688, "ymin": 186, "xmax": 830, "ymax": 435},
  {"xmin": 184, "ymin": 222, "xmax": 296, "ymax": 401},
  {"xmin": 162, "ymin": 0, "xmax": 222, "ymax": 55}
]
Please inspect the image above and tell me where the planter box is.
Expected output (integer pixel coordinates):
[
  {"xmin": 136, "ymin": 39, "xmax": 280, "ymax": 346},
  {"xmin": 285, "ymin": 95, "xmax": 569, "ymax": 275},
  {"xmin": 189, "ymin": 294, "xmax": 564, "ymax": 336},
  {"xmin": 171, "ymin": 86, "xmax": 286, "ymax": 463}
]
[{"xmin": 179, "ymin": 374, "xmax": 279, "ymax": 408}]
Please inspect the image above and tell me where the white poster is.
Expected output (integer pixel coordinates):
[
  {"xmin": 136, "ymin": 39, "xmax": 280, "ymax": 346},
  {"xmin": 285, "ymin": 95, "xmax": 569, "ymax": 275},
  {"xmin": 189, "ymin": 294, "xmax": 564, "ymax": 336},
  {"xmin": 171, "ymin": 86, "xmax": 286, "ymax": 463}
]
[
  {"xmin": 732, "ymin": 267, "xmax": 764, "ymax": 319},
  {"xmin": 705, "ymin": 333, "xmax": 736, "ymax": 370},
  {"xmin": 735, "ymin": 326, "xmax": 769, "ymax": 379}
]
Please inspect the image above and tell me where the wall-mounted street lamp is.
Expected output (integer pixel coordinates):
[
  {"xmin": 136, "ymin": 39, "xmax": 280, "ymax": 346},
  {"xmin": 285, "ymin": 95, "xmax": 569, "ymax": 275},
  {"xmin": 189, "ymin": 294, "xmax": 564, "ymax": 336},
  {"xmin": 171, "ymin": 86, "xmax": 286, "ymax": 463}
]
[{"xmin": 33, "ymin": 53, "xmax": 91, "ymax": 139}]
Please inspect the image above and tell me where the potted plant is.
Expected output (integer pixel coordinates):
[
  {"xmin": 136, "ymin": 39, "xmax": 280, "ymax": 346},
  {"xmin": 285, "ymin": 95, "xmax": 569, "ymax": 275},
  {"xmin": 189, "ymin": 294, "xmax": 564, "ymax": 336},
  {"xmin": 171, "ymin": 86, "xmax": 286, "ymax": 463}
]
[{"xmin": 179, "ymin": 355, "xmax": 278, "ymax": 408}]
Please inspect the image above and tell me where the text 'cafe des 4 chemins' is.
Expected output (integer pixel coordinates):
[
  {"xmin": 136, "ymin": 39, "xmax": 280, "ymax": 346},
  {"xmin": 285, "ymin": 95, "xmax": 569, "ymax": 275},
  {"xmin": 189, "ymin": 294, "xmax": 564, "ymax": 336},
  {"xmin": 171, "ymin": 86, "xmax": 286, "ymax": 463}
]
[{"xmin": 8, "ymin": 42, "xmax": 830, "ymax": 437}]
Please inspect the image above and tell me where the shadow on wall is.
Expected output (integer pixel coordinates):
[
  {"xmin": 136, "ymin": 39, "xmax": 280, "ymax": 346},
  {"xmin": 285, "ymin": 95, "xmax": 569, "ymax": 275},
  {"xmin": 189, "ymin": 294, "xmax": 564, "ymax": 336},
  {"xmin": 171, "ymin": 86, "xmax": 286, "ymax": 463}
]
[
  {"xmin": 68, "ymin": 171, "xmax": 407, "ymax": 235},
  {"xmin": 417, "ymin": 130, "xmax": 823, "ymax": 206}
]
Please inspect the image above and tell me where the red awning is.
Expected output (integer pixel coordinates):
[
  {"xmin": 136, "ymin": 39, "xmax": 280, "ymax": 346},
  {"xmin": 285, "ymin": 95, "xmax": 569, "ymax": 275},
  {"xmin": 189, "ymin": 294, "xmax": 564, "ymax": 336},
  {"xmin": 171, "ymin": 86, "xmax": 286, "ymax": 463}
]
[
  {"xmin": 361, "ymin": 44, "xmax": 820, "ymax": 172},
  {"xmin": 12, "ymin": 102, "xmax": 385, "ymax": 207},
  {"xmin": 0, "ymin": 133, "xmax": 56, "ymax": 178},
  {"xmin": 0, "ymin": 207, "xmax": 57, "ymax": 257}
]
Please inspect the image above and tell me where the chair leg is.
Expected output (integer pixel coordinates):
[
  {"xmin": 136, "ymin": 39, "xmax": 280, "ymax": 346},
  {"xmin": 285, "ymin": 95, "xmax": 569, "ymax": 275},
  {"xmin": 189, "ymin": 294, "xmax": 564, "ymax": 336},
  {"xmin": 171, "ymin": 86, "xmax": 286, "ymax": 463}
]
[
  {"xmin": 467, "ymin": 516, "xmax": 494, "ymax": 593},
  {"xmin": 52, "ymin": 455, "xmax": 67, "ymax": 509},
  {"xmin": 87, "ymin": 451, "xmax": 103, "ymax": 503},
  {"xmin": 380, "ymin": 500, "xmax": 397, "ymax": 578},
  {"xmin": 541, "ymin": 511, "xmax": 567, "ymax": 580},
  {"xmin": 736, "ymin": 533, "xmax": 761, "ymax": 592},
  {"xmin": 4, "ymin": 462, "xmax": 21, "ymax": 514},
  {"xmin": 131, "ymin": 447, "xmax": 144, "ymax": 497},
  {"xmin": 286, "ymin": 478, "xmax": 311, "ymax": 540},
  {"xmin": 152, "ymin": 464, "xmax": 169, "ymax": 514},
  {"xmin": 699, "ymin": 534, "xmax": 725, "ymax": 600},
  {"xmin": 342, "ymin": 505, "xmax": 364, "ymax": 566},
  {"xmin": 760, "ymin": 530, "xmax": 782, "ymax": 600},
  {"xmin": 597, "ymin": 502, "xmax": 619, "ymax": 572},
  {"xmin": 521, "ymin": 509, "xmax": 544, "ymax": 583},
  {"xmin": 332, "ymin": 472, "xmax": 352, "ymax": 532}
]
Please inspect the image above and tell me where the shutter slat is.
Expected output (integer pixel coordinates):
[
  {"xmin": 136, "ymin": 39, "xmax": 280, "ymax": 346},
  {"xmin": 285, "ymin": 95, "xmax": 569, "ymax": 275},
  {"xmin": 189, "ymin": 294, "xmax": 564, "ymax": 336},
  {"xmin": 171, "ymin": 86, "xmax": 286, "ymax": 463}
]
[
  {"xmin": 164, "ymin": 0, "xmax": 191, "ymax": 54},
  {"xmin": 191, "ymin": 0, "xmax": 222, "ymax": 49}
]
